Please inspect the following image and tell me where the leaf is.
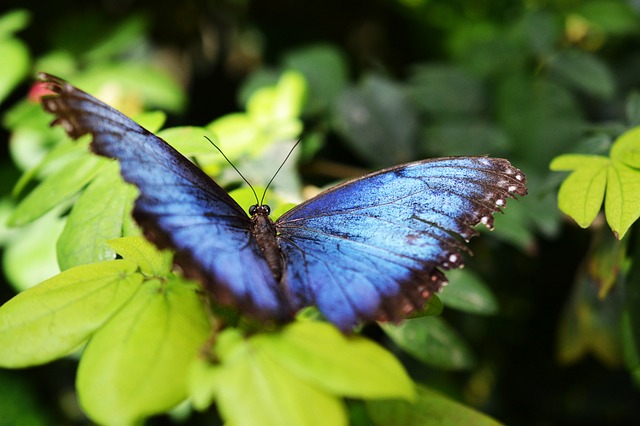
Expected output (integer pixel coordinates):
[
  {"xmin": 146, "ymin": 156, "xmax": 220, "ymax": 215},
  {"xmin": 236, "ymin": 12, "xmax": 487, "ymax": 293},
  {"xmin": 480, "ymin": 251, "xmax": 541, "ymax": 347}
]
[
  {"xmin": 333, "ymin": 74, "xmax": 418, "ymax": 167},
  {"xmin": 0, "ymin": 37, "xmax": 30, "ymax": 105},
  {"xmin": 2, "ymin": 207, "xmax": 65, "ymax": 291},
  {"xmin": 213, "ymin": 328, "xmax": 348, "ymax": 426},
  {"xmin": 438, "ymin": 269, "xmax": 499, "ymax": 315},
  {"xmin": 0, "ymin": 260, "xmax": 141, "ymax": 368},
  {"xmin": 610, "ymin": 125, "xmax": 640, "ymax": 168},
  {"xmin": 551, "ymin": 154, "xmax": 609, "ymax": 228},
  {"xmin": 381, "ymin": 317, "xmax": 475, "ymax": 370},
  {"xmin": 107, "ymin": 236, "xmax": 173, "ymax": 277},
  {"xmin": 367, "ymin": 384, "xmax": 502, "ymax": 426},
  {"xmin": 548, "ymin": 49, "xmax": 615, "ymax": 99},
  {"xmin": 77, "ymin": 276, "xmax": 210, "ymax": 426},
  {"xmin": 56, "ymin": 164, "xmax": 137, "ymax": 270},
  {"xmin": 576, "ymin": 0, "xmax": 640, "ymax": 36},
  {"xmin": 407, "ymin": 64, "xmax": 485, "ymax": 115},
  {"xmin": 604, "ymin": 162, "xmax": 640, "ymax": 239},
  {"xmin": 8, "ymin": 154, "xmax": 106, "ymax": 226},
  {"xmin": 257, "ymin": 321, "xmax": 414, "ymax": 400},
  {"xmin": 283, "ymin": 44, "xmax": 349, "ymax": 115},
  {"xmin": 0, "ymin": 9, "xmax": 30, "ymax": 37}
]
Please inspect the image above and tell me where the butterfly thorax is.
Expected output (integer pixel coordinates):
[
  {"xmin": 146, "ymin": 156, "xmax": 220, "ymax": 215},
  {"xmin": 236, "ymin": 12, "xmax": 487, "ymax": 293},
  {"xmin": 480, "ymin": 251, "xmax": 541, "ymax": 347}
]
[{"xmin": 249, "ymin": 204, "xmax": 283, "ymax": 280}]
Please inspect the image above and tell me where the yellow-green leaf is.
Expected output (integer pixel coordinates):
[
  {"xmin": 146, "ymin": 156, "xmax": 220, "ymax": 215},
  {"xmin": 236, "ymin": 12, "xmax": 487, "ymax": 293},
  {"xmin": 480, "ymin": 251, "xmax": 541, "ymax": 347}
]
[
  {"xmin": 604, "ymin": 162, "xmax": 640, "ymax": 239},
  {"xmin": 610, "ymin": 125, "xmax": 640, "ymax": 168},
  {"xmin": 557, "ymin": 160, "xmax": 608, "ymax": 228},
  {"xmin": 0, "ymin": 260, "xmax": 141, "ymax": 367},
  {"xmin": 108, "ymin": 236, "xmax": 173, "ymax": 277},
  {"xmin": 215, "ymin": 333, "xmax": 347, "ymax": 426},
  {"xmin": 77, "ymin": 276, "xmax": 210, "ymax": 426},
  {"xmin": 257, "ymin": 321, "xmax": 414, "ymax": 400},
  {"xmin": 8, "ymin": 154, "xmax": 106, "ymax": 226}
]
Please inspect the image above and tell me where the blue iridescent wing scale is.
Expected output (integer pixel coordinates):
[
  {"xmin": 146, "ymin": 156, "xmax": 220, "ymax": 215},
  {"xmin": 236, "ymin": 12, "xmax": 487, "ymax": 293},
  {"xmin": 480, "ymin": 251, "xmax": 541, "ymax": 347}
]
[
  {"xmin": 276, "ymin": 157, "xmax": 527, "ymax": 330},
  {"xmin": 38, "ymin": 73, "xmax": 291, "ymax": 322}
]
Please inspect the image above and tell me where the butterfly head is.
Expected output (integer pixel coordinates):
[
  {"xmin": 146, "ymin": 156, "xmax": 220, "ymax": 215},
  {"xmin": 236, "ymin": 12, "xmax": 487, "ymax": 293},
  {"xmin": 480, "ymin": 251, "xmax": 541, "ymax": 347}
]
[{"xmin": 249, "ymin": 204, "xmax": 271, "ymax": 217}]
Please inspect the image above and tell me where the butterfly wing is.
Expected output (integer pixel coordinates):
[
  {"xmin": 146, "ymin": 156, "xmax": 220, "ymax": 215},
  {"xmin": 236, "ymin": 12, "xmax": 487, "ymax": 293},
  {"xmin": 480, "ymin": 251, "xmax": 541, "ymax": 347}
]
[
  {"xmin": 38, "ymin": 73, "xmax": 290, "ymax": 321},
  {"xmin": 276, "ymin": 157, "xmax": 527, "ymax": 330}
]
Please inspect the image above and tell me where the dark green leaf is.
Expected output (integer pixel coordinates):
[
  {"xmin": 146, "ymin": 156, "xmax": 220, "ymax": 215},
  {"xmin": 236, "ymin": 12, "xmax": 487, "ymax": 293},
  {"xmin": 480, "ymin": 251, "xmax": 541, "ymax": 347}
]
[
  {"xmin": 439, "ymin": 269, "xmax": 499, "ymax": 315},
  {"xmin": 333, "ymin": 74, "xmax": 418, "ymax": 167},
  {"xmin": 549, "ymin": 49, "xmax": 615, "ymax": 99},
  {"xmin": 284, "ymin": 44, "xmax": 349, "ymax": 115},
  {"xmin": 367, "ymin": 384, "xmax": 502, "ymax": 426},
  {"xmin": 382, "ymin": 317, "xmax": 475, "ymax": 370}
]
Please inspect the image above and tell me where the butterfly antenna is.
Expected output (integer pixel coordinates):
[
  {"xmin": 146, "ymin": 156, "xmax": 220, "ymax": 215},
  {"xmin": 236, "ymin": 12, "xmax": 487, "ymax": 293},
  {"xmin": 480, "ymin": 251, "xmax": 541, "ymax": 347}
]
[
  {"xmin": 204, "ymin": 136, "xmax": 260, "ymax": 205},
  {"xmin": 260, "ymin": 136, "xmax": 303, "ymax": 205}
]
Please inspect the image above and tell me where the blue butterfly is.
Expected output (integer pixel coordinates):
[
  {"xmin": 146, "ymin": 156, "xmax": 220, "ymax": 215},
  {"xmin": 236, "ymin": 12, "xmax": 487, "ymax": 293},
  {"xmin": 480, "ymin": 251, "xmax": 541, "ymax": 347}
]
[{"xmin": 38, "ymin": 73, "xmax": 527, "ymax": 331}]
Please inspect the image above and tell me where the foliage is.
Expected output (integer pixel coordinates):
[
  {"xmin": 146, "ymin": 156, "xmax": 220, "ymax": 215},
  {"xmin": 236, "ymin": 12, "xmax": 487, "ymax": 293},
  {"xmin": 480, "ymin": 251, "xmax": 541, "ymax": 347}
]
[{"xmin": 1, "ymin": 0, "xmax": 640, "ymax": 425}]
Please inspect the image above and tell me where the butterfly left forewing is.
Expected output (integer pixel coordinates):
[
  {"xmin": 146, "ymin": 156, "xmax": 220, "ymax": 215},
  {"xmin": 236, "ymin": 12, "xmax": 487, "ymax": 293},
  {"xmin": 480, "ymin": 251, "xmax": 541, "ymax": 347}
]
[
  {"xmin": 276, "ymin": 157, "xmax": 526, "ymax": 331},
  {"xmin": 38, "ymin": 73, "xmax": 291, "ymax": 322}
]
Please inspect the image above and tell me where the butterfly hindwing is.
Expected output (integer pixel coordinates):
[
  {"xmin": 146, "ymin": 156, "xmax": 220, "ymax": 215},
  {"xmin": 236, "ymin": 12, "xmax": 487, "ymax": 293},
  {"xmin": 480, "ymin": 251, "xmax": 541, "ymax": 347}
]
[
  {"xmin": 38, "ymin": 73, "xmax": 290, "ymax": 321},
  {"xmin": 276, "ymin": 157, "xmax": 526, "ymax": 330}
]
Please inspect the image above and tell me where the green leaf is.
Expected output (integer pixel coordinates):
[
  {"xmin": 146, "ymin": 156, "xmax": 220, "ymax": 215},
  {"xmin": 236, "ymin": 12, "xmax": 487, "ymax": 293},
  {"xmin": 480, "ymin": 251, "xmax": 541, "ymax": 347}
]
[
  {"xmin": 334, "ymin": 74, "xmax": 418, "ymax": 167},
  {"xmin": 438, "ymin": 269, "xmax": 499, "ymax": 315},
  {"xmin": 8, "ymin": 154, "xmax": 106, "ymax": 226},
  {"xmin": 382, "ymin": 317, "xmax": 475, "ymax": 370},
  {"xmin": 283, "ymin": 44, "xmax": 349, "ymax": 115},
  {"xmin": 576, "ymin": 0, "xmax": 640, "ymax": 36},
  {"xmin": 188, "ymin": 357, "xmax": 224, "ymax": 410},
  {"xmin": 107, "ymin": 236, "xmax": 173, "ymax": 277},
  {"xmin": 257, "ymin": 321, "xmax": 414, "ymax": 399},
  {"xmin": 548, "ymin": 49, "xmax": 615, "ymax": 99},
  {"xmin": 0, "ymin": 37, "xmax": 30, "ymax": 105},
  {"xmin": 407, "ymin": 64, "xmax": 485, "ymax": 115},
  {"xmin": 0, "ymin": 9, "xmax": 30, "ymax": 37},
  {"xmin": 367, "ymin": 384, "xmax": 502, "ymax": 426},
  {"xmin": 213, "ymin": 329, "xmax": 348, "ymax": 426},
  {"xmin": 610, "ymin": 125, "xmax": 640, "ymax": 168},
  {"xmin": 604, "ymin": 161, "xmax": 640, "ymax": 239},
  {"xmin": 57, "ymin": 164, "xmax": 137, "ymax": 270},
  {"xmin": 77, "ymin": 276, "xmax": 210, "ymax": 426},
  {"xmin": 0, "ymin": 260, "xmax": 141, "ymax": 367},
  {"xmin": 3, "ymin": 207, "xmax": 65, "ymax": 291},
  {"xmin": 553, "ymin": 155, "xmax": 609, "ymax": 228},
  {"xmin": 157, "ymin": 126, "xmax": 220, "ymax": 156}
]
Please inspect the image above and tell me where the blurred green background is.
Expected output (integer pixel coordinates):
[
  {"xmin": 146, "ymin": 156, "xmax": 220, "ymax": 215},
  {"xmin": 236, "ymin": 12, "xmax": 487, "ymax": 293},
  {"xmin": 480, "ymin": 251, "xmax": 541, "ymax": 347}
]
[{"xmin": 1, "ymin": 0, "xmax": 640, "ymax": 424}]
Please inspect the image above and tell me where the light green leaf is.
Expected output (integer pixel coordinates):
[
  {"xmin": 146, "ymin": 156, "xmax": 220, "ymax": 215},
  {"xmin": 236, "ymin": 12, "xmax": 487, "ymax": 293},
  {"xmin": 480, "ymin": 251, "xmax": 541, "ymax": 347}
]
[
  {"xmin": 107, "ymin": 236, "xmax": 173, "ymax": 277},
  {"xmin": 0, "ymin": 37, "xmax": 30, "ymax": 105},
  {"xmin": 215, "ymin": 331, "xmax": 347, "ymax": 426},
  {"xmin": 549, "ymin": 153, "xmax": 608, "ymax": 171},
  {"xmin": 57, "ymin": 164, "xmax": 136, "ymax": 270},
  {"xmin": 556, "ymin": 159, "xmax": 608, "ymax": 228},
  {"xmin": 382, "ymin": 317, "xmax": 475, "ymax": 370},
  {"xmin": 610, "ymin": 125, "xmax": 640, "ymax": 168},
  {"xmin": 367, "ymin": 384, "xmax": 502, "ymax": 426},
  {"xmin": 8, "ymin": 154, "xmax": 106, "ymax": 226},
  {"xmin": 0, "ymin": 260, "xmax": 141, "ymax": 368},
  {"xmin": 77, "ymin": 276, "xmax": 210, "ymax": 426},
  {"xmin": 604, "ymin": 162, "xmax": 640, "ymax": 239},
  {"xmin": 208, "ymin": 113, "xmax": 261, "ymax": 159},
  {"xmin": 188, "ymin": 357, "xmax": 223, "ymax": 411},
  {"xmin": 257, "ymin": 321, "xmax": 414, "ymax": 400},
  {"xmin": 439, "ymin": 269, "xmax": 499, "ymax": 315},
  {"xmin": 3, "ymin": 207, "xmax": 65, "ymax": 291},
  {"xmin": 247, "ymin": 70, "xmax": 307, "ymax": 127},
  {"xmin": 0, "ymin": 9, "xmax": 30, "ymax": 37},
  {"xmin": 157, "ymin": 126, "xmax": 219, "ymax": 156}
]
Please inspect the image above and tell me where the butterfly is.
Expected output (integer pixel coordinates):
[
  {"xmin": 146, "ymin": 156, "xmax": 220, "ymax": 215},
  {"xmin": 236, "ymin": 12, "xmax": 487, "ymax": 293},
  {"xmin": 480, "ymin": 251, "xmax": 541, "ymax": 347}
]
[{"xmin": 37, "ymin": 72, "xmax": 527, "ymax": 331}]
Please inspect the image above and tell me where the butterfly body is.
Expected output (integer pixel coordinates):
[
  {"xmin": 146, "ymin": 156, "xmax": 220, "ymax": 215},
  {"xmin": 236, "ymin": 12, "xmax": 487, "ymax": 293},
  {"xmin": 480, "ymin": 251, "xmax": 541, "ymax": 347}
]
[{"xmin": 37, "ymin": 73, "xmax": 527, "ymax": 331}]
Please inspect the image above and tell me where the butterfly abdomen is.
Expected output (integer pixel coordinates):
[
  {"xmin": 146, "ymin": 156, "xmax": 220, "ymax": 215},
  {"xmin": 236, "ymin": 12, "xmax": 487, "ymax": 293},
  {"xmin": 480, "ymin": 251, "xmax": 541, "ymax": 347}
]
[{"xmin": 250, "ymin": 205, "xmax": 284, "ymax": 281}]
